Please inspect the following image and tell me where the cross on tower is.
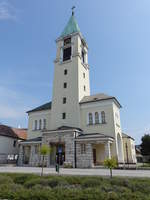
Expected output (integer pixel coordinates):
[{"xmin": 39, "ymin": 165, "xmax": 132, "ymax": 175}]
[{"xmin": 72, "ymin": 6, "xmax": 75, "ymax": 16}]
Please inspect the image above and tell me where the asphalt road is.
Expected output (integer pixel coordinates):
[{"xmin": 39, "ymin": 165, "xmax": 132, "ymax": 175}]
[{"xmin": 0, "ymin": 166, "xmax": 150, "ymax": 178}]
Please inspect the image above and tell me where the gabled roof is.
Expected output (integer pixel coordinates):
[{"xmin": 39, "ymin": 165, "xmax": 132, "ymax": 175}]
[
  {"xmin": 27, "ymin": 102, "xmax": 51, "ymax": 113},
  {"xmin": 12, "ymin": 128, "xmax": 27, "ymax": 140},
  {"xmin": 0, "ymin": 125, "xmax": 18, "ymax": 139},
  {"xmin": 0, "ymin": 125, "xmax": 27, "ymax": 140},
  {"xmin": 80, "ymin": 93, "xmax": 122, "ymax": 108},
  {"xmin": 60, "ymin": 14, "xmax": 80, "ymax": 37}
]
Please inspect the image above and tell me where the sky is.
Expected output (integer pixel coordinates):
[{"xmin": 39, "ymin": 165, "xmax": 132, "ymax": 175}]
[{"xmin": 0, "ymin": 0, "xmax": 150, "ymax": 144}]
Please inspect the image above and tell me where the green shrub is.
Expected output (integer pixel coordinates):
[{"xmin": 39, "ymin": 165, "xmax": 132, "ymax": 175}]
[
  {"xmin": 24, "ymin": 176, "xmax": 69, "ymax": 188},
  {"xmin": 0, "ymin": 175, "xmax": 14, "ymax": 185},
  {"xmin": 106, "ymin": 191, "xmax": 119, "ymax": 200},
  {"xmin": 81, "ymin": 177, "xmax": 103, "ymax": 188},
  {"xmin": 0, "ymin": 173, "xmax": 149, "ymax": 200}
]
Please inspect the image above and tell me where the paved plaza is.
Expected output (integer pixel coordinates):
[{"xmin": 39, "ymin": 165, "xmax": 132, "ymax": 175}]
[{"xmin": 0, "ymin": 166, "xmax": 150, "ymax": 178}]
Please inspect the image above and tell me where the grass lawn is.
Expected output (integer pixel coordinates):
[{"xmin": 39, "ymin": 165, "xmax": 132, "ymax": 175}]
[{"xmin": 0, "ymin": 173, "xmax": 150, "ymax": 200}]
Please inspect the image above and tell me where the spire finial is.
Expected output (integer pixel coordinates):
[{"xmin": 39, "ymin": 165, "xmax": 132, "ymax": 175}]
[{"xmin": 72, "ymin": 6, "xmax": 75, "ymax": 16}]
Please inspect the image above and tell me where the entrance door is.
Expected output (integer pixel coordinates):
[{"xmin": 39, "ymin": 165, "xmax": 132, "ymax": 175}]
[
  {"xmin": 93, "ymin": 149, "xmax": 96, "ymax": 165},
  {"xmin": 56, "ymin": 144, "xmax": 65, "ymax": 165}
]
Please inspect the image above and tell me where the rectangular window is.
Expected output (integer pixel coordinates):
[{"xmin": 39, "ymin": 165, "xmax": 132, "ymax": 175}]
[
  {"xmin": 81, "ymin": 144, "xmax": 86, "ymax": 154},
  {"xmin": 64, "ymin": 82, "xmax": 67, "ymax": 88},
  {"xmin": 34, "ymin": 120, "xmax": 37, "ymax": 130},
  {"xmin": 82, "ymin": 50, "xmax": 85, "ymax": 63},
  {"xmin": 63, "ymin": 97, "xmax": 66, "ymax": 104},
  {"xmin": 35, "ymin": 145, "xmax": 40, "ymax": 154},
  {"xmin": 43, "ymin": 119, "xmax": 46, "ymax": 129},
  {"xmin": 84, "ymin": 85, "xmax": 86, "ymax": 91},
  {"xmin": 62, "ymin": 112, "xmax": 66, "ymax": 119},
  {"xmin": 83, "ymin": 73, "xmax": 85, "ymax": 78},
  {"xmin": 63, "ymin": 47, "xmax": 71, "ymax": 61},
  {"xmin": 13, "ymin": 140, "xmax": 17, "ymax": 147},
  {"xmin": 64, "ymin": 69, "xmax": 67, "ymax": 75}
]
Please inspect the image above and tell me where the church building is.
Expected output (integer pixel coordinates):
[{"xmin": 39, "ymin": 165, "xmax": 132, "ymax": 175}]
[{"xmin": 18, "ymin": 10, "xmax": 136, "ymax": 168}]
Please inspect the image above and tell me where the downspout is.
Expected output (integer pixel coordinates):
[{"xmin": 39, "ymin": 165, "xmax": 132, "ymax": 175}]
[{"xmin": 74, "ymin": 131, "xmax": 77, "ymax": 168}]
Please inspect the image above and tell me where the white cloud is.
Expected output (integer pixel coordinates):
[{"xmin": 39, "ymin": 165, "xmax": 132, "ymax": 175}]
[{"xmin": 0, "ymin": 0, "xmax": 17, "ymax": 21}]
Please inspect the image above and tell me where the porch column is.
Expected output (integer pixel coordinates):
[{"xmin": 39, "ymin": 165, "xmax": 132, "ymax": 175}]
[
  {"xmin": 18, "ymin": 145, "xmax": 23, "ymax": 166},
  {"xmin": 46, "ymin": 143, "xmax": 51, "ymax": 167},
  {"xmin": 29, "ymin": 145, "xmax": 35, "ymax": 166},
  {"xmin": 105, "ymin": 141, "xmax": 111, "ymax": 159}
]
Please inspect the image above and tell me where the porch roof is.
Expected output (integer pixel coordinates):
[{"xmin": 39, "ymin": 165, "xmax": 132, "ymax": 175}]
[
  {"xmin": 43, "ymin": 126, "xmax": 82, "ymax": 133},
  {"xmin": 20, "ymin": 137, "xmax": 42, "ymax": 144},
  {"xmin": 76, "ymin": 133, "xmax": 114, "ymax": 142}
]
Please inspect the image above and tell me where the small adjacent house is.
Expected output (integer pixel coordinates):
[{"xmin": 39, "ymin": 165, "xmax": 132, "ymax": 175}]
[
  {"xmin": 135, "ymin": 145, "xmax": 143, "ymax": 163},
  {"xmin": 0, "ymin": 124, "xmax": 27, "ymax": 164}
]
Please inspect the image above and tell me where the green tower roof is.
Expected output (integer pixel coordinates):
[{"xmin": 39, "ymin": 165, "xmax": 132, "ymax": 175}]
[{"xmin": 61, "ymin": 14, "xmax": 80, "ymax": 37}]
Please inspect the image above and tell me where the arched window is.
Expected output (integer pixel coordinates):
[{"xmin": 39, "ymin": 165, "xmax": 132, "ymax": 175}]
[
  {"xmin": 89, "ymin": 113, "xmax": 93, "ymax": 125},
  {"xmin": 95, "ymin": 112, "xmax": 99, "ymax": 124},
  {"xmin": 34, "ymin": 120, "xmax": 37, "ymax": 130},
  {"xmin": 101, "ymin": 111, "xmax": 106, "ymax": 124},
  {"xmin": 39, "ymin": 119, "xmax": 42, "ymax": 130},
  {"xmin": 43, "ymin": 119, "xmax": 46, "ymax": 130}
]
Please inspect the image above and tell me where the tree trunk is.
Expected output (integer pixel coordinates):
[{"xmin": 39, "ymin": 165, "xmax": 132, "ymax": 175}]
[{"xmin": 110, "ymin": 168, "xmax": 112, "ymax": 178}]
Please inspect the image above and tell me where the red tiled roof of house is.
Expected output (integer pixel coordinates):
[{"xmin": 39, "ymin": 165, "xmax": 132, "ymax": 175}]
[
  {"xmin": 0, "ymin": 125, "xmax": 18, "ymax": 139},
  {"xmin": 12, "ymin": 128, "xmax": 27, "ymax": 140},
  {"xmin": 0, "ymin": 124, "xmax": 27, "ymax": 140}
]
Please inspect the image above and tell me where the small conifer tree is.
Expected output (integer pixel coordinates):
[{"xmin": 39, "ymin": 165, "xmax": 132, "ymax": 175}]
[{"xmin": 40, "ymin": 145, "xmax": 51, "ymax": 176}]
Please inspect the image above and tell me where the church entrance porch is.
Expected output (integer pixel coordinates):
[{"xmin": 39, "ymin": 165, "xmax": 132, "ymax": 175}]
[
  {"xmin": 50, "ymin": 143, "xmax": 65, "ymax": 166},
  {"xmin": 92, "ymin": 142, "xmax": 113, "ymax": 166},
  {"xmin": 76, "ymin": 133, "xmax": 114, "ymax": 168}
]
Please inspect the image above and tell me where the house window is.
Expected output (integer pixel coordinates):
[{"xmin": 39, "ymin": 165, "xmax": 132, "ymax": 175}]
[
  {"xmin": 83, "ymin": 73, "xmax": 85, "ymax": 78},
  {"xmin": 81, "ymin": 50, "xmax": 85, "ymax": 63},
  {"xmin": 13, "ymin": 140, "xmax": 17, "ymax": 147},
  {"xmin": 62, "ymin": 113, "xmax": 66, "ymax": 119},
  {"xmin": 63, "ymin": 47, "xmax": 71, "ymax": 61},
  {"xmin": 95, "ymin": 112, "xmax": 99, "ymax": 124},
  {"xmin": 84, "ymin": 85, "xmax": 86, "ymax": 91},
  {"xmin": 43, "ymin": 119, "xmax": 46, "ymax": 130},
  {"xmin": 64, "ymin": 69, "xmax": 67, "ymax": 75},
  {"xmin": 34, "ymin": 120, "xmax": 38, "ymax": 130},
  {"xmin": 101, "ymin": 111, "xmax": 106, "ymax": 124},
  {"xmin": 88, "ymin": 113, "xmax": 93, "ymax": 125},
  {"xmin": 81, "ymin": 144, "xmax": 86, "ymax": 154},
  {"xmin": 64, "ymin": 82, "xmax": 67, "ymax": 88},
  {"xmin": 63, "ymin": 97, "xmax": 66, "ymax": 104},
  {"xmin": 39, "ymin": 119, "xmax": 42, "ymax": 130}
]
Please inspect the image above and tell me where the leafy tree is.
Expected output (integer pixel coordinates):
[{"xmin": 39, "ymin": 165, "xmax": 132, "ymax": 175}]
[
  {"xmin": 104, "ymin": 157, "xmax": 117, "ymax": 178},
  {"xmin": 40, "ymin": 145, "xmax": 51, "ymax": 176},
  {"xmin": 141, "ymin": 134, "xmax": 150, "ymax": 156}
]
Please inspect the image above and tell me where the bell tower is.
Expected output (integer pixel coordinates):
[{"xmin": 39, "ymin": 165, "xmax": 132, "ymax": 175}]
[{"xmin": 50, "ymin": 9, "xmax": 90, "ymax": 129}]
